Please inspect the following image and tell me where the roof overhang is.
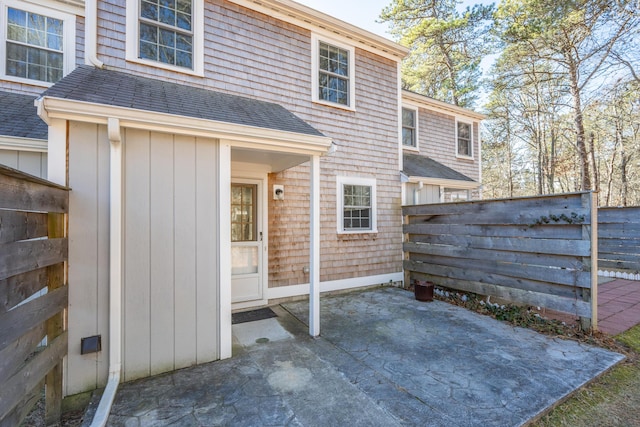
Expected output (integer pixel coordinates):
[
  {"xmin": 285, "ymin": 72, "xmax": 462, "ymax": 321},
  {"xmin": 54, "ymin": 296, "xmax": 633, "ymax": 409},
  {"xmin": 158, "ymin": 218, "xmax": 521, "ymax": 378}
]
[
  {"xmin": 402, "ymin": 90, "xmax": 486, "ymax": 121},
  {"xmin": 403, "ymin": 173, "xmax": 481, "ymax": 190},
  {"xmin": 37, "ymin": 97, "xmax": 333, "ymax": 157},
  {"xmin": 226, "ymin": 0, "xmax": 409, "ymax": 61},
  {"xmin": 0, "ymin": 136, "xmax": 47, "ymax": 152}
]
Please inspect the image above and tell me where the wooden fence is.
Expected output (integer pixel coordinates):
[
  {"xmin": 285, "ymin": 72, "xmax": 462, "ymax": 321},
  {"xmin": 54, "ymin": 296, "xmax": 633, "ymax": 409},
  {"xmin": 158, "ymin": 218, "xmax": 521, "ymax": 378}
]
[
  {"xmin": 403, "ymin": 192, "xmax": 598, "ymax": 330},
  {"xmin": 0, "ymin": 165, "xmax": 69, "ymax": 426},
  {"xmin": 599, "ymin": 206, "xmax": 640, "ymax": 273}
]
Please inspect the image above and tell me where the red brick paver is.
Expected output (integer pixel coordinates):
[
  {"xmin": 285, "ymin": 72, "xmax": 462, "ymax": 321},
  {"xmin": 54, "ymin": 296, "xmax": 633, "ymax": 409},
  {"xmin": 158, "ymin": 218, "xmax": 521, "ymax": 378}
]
[{"xmin": 597, "ymin": 279, "xmax": 640, "ymax": 335}]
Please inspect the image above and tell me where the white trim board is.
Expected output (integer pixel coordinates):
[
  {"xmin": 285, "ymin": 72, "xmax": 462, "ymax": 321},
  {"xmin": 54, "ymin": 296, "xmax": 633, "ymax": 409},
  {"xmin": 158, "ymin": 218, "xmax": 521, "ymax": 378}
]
[{"xmin": 266, "ymin": 272, "xmax": 404, "ymax": 300}]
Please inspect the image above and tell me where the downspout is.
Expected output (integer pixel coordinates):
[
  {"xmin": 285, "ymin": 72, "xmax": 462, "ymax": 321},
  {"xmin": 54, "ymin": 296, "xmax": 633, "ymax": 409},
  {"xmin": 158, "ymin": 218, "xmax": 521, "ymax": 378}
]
[
  {"xmin": 85, "ymin": 0, "xmax": 104, "ymax": 68},
  {"xmin": 91, "ymin": 118, "xmax": 122, "ymax": 426}
]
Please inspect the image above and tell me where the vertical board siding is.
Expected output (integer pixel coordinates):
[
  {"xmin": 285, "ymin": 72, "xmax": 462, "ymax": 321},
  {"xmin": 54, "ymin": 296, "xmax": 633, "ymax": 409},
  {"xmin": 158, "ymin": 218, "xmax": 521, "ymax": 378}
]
[
  {"xmin": 0, "ymin": 151, "xmax": 48, "ymax": 179},
  {"xmin": 123, "ymin": 131, "xmax": 219, "ymax": 382},
  {"xmin": 402, "ymin": 193, "xmax": 596, "ymax": 323},
  {"xmin": 123, "ymin": 129, "xmax": 152, "ymax": 381},
  {"xmin": 149, "ymin": 132, "xmax": 175, "ymax": 376},
  {"xmin": 67, "ymin": 122, "xmax": 109, "ymax": 395},
  {"xmin": 599, "ymin": 206, "xmax": 640, "ymax": 272}
]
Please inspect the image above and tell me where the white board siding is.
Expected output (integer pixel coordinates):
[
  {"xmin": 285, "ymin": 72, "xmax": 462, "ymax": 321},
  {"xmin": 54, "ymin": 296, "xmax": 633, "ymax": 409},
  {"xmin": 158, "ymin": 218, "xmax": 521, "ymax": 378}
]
[
  {"xmin": 66, "ymin": 123, "xmax": 219, "ymax": 393},
  {"xmin": 0, "ymin": 150, "xmax": 48, "ymax": 178},
  {"xmin": 66, "ymin": 122, "xmax": 110, "ymax": 396},
  {"xmin": 123, "ymin": 130, "xmax": 219, "ymax": 382}
]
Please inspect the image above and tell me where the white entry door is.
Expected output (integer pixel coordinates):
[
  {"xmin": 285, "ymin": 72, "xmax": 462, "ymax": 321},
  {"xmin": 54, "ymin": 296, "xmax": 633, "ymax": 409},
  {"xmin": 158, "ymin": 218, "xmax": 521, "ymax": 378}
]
[{"xmin": 231, "ymin": 181, "xmax": 263, "ymax": 303}]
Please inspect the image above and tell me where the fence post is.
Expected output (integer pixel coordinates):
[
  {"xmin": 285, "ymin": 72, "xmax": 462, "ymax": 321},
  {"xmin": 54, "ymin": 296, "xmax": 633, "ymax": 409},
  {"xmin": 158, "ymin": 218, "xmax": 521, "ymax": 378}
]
[
  {"xmin": 403, "ymin": 213, "xmax": 411, "ymax": 290},
  {"xmin": 45, "ymin": 212, "xmax": 65, "ymax": 426},
  {"xmin": 580, "ymin": 192, "xmax": 598, "ymax": 331}
]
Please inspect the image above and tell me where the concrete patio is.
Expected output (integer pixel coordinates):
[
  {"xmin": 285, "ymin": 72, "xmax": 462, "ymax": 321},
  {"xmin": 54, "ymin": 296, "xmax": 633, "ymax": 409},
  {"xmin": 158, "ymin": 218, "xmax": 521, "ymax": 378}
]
[{"xmin": 103, "ymin": 287, "xmax": 624, "ymax": 426}]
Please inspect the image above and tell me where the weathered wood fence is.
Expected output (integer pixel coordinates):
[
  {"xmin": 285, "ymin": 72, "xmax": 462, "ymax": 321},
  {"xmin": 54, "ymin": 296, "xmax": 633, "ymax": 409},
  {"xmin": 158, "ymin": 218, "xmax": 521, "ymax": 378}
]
[
  {"xmin": 0, "ymin": 165, "xmax": 69, "ymax": 426},
  {"xmin": 403, "ymin": 192, "xmax": 598, "ymax": 330},
  {"xmin": 599, "ymin": 206, "xmax": 640, "ymax": 273}
]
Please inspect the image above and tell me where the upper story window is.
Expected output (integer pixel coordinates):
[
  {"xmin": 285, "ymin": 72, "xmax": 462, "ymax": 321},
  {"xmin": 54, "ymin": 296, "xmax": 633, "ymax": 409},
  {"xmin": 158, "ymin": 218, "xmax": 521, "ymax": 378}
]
[
  {"xmin": 402, "ymin": 107, "xmax": 417, "ymax": 148},
  {"xmin": 456, "ymin": 120, "xmax": 473, "ymax": 158},
  {"xmin": 126, "ymin": 0, "xmax": 204, "ymax": 76},
  {"xmin": 337, "ymin": 176, "xmax": 377, "ymax": 234},
  {"xmin": 312, "ymin": 34, "xmax": 355, "ymax": 110},
  {"xmin": 1, "ymin": 1, "xmax": 75, "ymax": 86}
]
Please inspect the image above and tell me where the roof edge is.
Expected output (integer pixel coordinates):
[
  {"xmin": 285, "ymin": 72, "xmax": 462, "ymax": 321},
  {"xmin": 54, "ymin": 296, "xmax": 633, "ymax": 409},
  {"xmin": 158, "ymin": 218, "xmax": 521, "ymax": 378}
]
[
  {"xmin": 226, "ymin": 0, "xmax": 409, "ymax": 60},
  {"xmin": 38, "ymin": 96, "xmax": 333, "ymax": 156},
  {"xmin": 402, "ymin": 90, "xmax": 486, "ymax": 120},
  {"xmin": 406, "ymin": 175, "xmax": 480, "ymax": 189}
]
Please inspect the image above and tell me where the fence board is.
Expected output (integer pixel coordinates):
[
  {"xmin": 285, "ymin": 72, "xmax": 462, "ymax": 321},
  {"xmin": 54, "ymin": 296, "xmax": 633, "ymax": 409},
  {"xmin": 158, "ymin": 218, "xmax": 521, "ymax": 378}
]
[
  {"xmin": 410, "ymin": 271, "xmax": 591, "ymax": 317},
  {"xmin": 0, "ymin": 239, "xmax": 67, "ymax": 281},
  {"xmin": 598, "ymin": 206, "xmax": 640, "ymax": 272},
  {"xmin": 403, "ymin": 192, "xmax": 595, "ymax": 326},
  {"xmin": 0, "ymin": 210, "xmax": 48, "ymax": 244},
  {"xmin": 0, "ymin": 380, "xmax": 43, "ymax": 427},
  {"xmin": 0, "ymin": 332, "xmax": 67, "ymax": 421},
  {"xmin": 407, "ymin": 242, "xmax": 581, "ymax": 269},
  {"xmin": 403, "ymin": 223, "xmax": 584, "ymax": 240},
  {"xmin": 599, "ymin": 207, "xmax": 640, "ymax": 223},
  {"xmin": 405, "ymin": 234, "xmax": 590, "ymax": 257},
  {"xmin": 0, "ymin": 171, "xmax": 68, "ymax": 213},
  {"xmin": 0, "ymin": 286, "xmax": 67, "ymax": 351},
  {"xmin": 0, "ymin": 267, "xmax": 49, "ymax": 313},
  {"xmin": 0, "ymin": 323, "xmax": 46, "ymax": 385}
]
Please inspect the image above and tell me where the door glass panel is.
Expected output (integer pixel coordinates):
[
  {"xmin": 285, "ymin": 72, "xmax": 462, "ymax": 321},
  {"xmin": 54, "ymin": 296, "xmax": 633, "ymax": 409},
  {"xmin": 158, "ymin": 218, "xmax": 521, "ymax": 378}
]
[
  {"xmin": 232, "ymin": 246, "xmax": 258, "ymax": 275},
  {"xmin": 231, "ymin": 184, "xmax": 257, "ymax": 242}
]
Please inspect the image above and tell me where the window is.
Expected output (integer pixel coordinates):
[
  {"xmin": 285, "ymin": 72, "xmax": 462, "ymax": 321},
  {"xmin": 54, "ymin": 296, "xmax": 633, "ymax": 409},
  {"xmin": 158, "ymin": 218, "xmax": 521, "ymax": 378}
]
[
  {"xmin": 1, "ymin": 1, "xmax": 75, "ymax": 86},
  {"xmin": 456, "ymin": 120, "xmax": 473, "ymax": 158},
  {"xmin": 337, "ymin": 176, "xmax": 377, "ymax": 233},
  {"xmin": 126, "ymin": 0, "xmax": 203, "ymax": 75},
  {"xmin": 312, "ymin": 34, "xmax": 355, "ymax": 110},
  {"xmin": 402, "ymin": 107, "xmax": 417, "ymax": 148}
]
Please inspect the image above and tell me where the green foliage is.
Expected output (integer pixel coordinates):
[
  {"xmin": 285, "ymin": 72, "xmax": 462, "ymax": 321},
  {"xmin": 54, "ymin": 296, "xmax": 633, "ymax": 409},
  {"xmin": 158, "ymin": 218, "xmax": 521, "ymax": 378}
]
[{"xmin": 380, "ymin": 0, "xmax": 494, "ymax": 107}]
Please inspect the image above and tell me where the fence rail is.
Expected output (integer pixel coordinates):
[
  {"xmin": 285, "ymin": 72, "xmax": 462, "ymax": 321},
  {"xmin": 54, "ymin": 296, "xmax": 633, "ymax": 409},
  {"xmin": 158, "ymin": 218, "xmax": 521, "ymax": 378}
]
[
  {"xmin": 403, "ymin": 192, "xmax": 597, "ymax": 330},
  {"xmin": 599, "ymin": 206, "xmax": 640, "ymax": 273},
  {"xmin": 0, "ymin": 164, "xmax": 69, "ymax": 426}
]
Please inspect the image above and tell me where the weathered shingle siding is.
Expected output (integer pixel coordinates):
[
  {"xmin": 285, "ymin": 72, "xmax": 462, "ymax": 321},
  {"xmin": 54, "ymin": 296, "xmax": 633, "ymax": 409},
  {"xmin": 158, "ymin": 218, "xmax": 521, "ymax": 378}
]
[
  {"xmin": 95, "ymin": 0, "xmax": 403, "ymax": 288},
  {"xmin": 416, "ymin": 108, "xmax": 480, "ymax": 182},
  {"xmin": 269, "ymin": 50, "xmax": 402, "ymax": 287}
]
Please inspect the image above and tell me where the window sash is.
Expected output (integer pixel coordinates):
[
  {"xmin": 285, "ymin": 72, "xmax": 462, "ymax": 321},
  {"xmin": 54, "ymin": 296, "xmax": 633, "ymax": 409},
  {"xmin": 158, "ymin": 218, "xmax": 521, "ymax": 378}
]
[
  {"xmin": 138, "ymin": 0, "xmax": 194, "ymax": 69},
  {"xmin": 5, "ymin": 7, "xmax": 64, "ymax": 83},
  {"xmin": 402, "ymin": 108, "xmax": 416, "ymax": 147},
  {"xmin": 343, "ymin": 184, "xmax": 372, "ymax": 231},
  {"xmin": 457, "ymin": 122, "xmax": 472, "ymax": 156},
  {"xmin": 318, "ymin": 41, "xmax": 350, "ymax": 106}
]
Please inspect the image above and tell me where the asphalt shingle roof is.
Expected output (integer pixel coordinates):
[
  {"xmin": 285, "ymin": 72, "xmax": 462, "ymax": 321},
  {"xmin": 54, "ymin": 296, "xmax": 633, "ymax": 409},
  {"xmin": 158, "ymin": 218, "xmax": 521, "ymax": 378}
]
[
  {"xmin": 42, "ymin": 66, "xmax": 325, "ymax": 137},
  {"xmin": 403, "ymin": 152, "xmax": 476, "ymax": 182},
  {"xmin": 0, "ymin": 91, "xmax": 48, "ymax": 140}
]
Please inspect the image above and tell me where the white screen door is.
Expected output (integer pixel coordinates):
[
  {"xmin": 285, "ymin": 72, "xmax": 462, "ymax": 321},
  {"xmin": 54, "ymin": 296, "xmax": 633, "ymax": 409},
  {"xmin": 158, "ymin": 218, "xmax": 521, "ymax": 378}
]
[{"xmin": 231, "ymin": 181, "xmax": 263, "ymax": 302}]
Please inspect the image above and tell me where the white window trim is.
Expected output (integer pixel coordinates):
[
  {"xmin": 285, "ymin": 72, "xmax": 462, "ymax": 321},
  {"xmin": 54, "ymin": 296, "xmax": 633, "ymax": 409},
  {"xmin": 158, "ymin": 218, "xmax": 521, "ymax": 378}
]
[
  {"xmin": 0, "ymin": 0, "xmax": 76, "ymax": 87},
  {"xmin": 336, "ymin": 176, "xmax": 377, "ymax": 234},
  {"xmin": 125, "ymin": 0, "xmax": 204, "ymax": 77},
  {"xmin": 311, "ymin": 33, "xmax": 356, "ymax": 111},
  {"xmin": 455, "ymin": 119, "xmax": 474, "ymax": 159},
  {"xmin": 401, "ymin": 105, "xmax": 419, "ymax": 152}
]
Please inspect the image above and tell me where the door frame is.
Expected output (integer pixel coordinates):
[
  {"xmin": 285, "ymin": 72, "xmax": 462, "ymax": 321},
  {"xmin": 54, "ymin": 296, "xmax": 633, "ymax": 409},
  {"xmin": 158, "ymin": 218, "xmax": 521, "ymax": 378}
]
[{"xmin": 231, "ymin": 169, "xmax": 269, "ymax": 310}]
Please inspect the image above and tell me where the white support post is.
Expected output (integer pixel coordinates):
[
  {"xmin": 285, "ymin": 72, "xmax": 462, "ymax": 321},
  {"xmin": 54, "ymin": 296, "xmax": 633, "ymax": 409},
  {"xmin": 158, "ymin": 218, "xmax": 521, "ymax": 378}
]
[
  {"xmin": 218, "ymin": 142, "xmax": 232, "ymax": 358},
  {"xmin": 47, "ymin": 119, "xmax": 67, "ymax": 186},
  {"xmin": 309, "ymin": 155, "xmax": 321, "ymax": 337}
]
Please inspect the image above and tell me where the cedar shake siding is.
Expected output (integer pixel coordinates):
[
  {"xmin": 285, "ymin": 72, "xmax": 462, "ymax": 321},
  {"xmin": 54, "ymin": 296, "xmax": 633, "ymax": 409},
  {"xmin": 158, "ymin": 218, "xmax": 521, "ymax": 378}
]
[
  {"xmin": 94, "ymin": 0, "xmax": 404, "ymax": 289},
  {"xmin": 415, "ymin": 108, "xmax": 480, "ymax": 182}
]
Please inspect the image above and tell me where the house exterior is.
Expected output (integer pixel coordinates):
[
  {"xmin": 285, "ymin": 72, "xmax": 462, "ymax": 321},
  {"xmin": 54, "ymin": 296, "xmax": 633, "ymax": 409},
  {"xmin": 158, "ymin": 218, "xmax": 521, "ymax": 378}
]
[{"xmin": 0, "ymin": 0, "xmax": 482, "ymax": 399}]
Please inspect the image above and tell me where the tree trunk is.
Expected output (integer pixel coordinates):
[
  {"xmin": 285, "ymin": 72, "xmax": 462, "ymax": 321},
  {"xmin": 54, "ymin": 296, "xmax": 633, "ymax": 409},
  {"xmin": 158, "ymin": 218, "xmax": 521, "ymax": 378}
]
[{"xmin": 567, "ymin": 56, "xmax": 591, "ymax": 190}]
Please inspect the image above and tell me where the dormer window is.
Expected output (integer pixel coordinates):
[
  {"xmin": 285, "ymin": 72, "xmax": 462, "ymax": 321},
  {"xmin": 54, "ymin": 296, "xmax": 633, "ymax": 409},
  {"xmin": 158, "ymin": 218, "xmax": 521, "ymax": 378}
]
[
  {"xmin": 126, "ymin": 0, "xmax": 203, "ymax": 75},
  {"xmin": 312, "ymin": 34, "xmax": 355, "ymax": 110}
]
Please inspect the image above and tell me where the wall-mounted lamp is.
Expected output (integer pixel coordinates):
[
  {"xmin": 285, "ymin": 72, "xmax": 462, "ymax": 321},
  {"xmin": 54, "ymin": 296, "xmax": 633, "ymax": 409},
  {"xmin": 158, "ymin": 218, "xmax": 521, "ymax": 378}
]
[{"xmin": 273, "ymin": 185, "xmax": 284, "ymax": 200}]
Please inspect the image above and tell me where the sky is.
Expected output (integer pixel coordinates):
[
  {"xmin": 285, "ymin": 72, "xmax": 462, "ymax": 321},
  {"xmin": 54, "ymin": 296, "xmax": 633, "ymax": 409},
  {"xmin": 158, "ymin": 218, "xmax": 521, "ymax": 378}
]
[{"xmin": 294, "ymin": 0, "xmax": 393, "ymax": 39}]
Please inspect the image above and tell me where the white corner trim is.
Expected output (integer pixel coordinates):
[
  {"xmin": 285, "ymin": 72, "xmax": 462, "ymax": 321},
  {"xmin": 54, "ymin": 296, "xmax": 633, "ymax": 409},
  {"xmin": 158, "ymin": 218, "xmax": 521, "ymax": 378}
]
[
  {"xmin": 0, "ymin": 136, "xmax": 47, "ymax": 152},
  {"xmin": 218, "ymin": 142, "xmax": 232, "ymax": 360},
  {"xmin": 266, "ymin": 272, "xmax": 404, "ymax": 300}
]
